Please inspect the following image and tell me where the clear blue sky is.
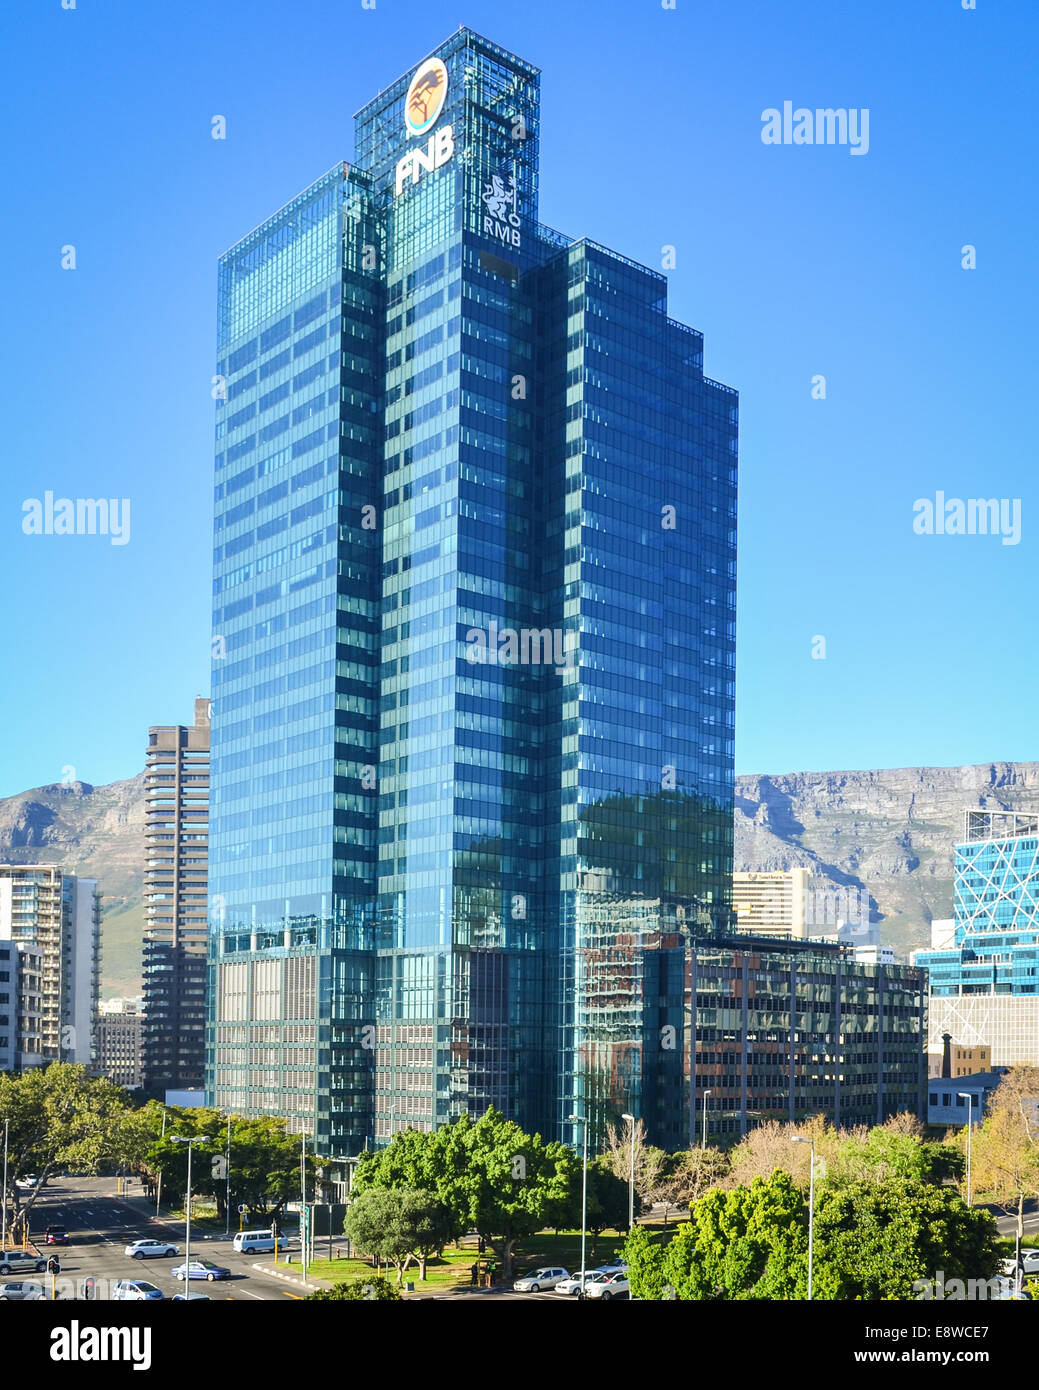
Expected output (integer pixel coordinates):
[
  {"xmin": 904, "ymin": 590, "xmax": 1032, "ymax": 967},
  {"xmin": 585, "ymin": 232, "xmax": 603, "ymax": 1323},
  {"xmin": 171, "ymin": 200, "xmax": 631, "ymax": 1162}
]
[{"xmin": 1, "ymin": 0, "xmax": 1035, "ymax": 797}]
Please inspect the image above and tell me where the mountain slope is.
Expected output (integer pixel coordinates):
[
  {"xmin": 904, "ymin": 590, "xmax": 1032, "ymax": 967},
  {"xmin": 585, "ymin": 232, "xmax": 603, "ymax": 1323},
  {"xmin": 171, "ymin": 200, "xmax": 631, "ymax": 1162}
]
[
  {"xmin": 735, "ymin": 762, "xmax": 1039, "ymax": 956},
  {"xmin": 0, "ymin": 776, "xmax": 146, "ymax": 997}
]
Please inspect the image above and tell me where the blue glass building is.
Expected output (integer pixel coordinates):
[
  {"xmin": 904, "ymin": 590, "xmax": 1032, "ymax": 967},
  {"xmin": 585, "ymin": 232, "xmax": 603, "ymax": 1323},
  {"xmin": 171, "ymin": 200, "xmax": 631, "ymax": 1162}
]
[
  {"xmin": 917, "ymin": 812, "xmax": 1039, "ymax": 998},
  {"xmin": 207, "ymin": 29, "xmax": 738, "ymax": 1156}
]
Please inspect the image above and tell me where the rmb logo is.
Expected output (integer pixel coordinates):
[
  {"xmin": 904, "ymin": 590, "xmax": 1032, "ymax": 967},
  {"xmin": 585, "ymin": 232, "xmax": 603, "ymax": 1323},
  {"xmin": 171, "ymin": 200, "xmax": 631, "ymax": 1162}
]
[{"xmin": 405, "ymin": 57, "xmax": 448, "ymax": 137}]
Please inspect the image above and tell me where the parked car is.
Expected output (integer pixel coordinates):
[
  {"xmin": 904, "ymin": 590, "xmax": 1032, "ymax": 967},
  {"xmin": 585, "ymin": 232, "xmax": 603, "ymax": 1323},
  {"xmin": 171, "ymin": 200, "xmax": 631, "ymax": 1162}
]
[
  {"xmin": 0, "ymin": 1281, "xmax": 45, "ymax": 1301},
  {"xmin": 44, "ymin": 1225, "xmax": 70, "ymax": 1246},
  {"xmin": 113, "ymin": 1280, "xmax": 165, "ymax": 1301},
  {"xmin": 0, "ymin": 1251, "xmax": 47, "ymax": 1277},
  {"xmin": 14, "ymin": 1175, "xmax": 38, "ymax": 1191},
  {"xmin": 554, "ymin": 1264, "xmax": 627, "ymax": 1295},
  {"xmin": 125, "ymin": 1238, "xmax": 180, "ymax": 1260},
  {"xmin": 172, "ymin": 1293, "xmax": 211, "ymax": 1301},
  {"xmin": 512, "ymin": 1266, "xmax": 569, "ymax": 1293},
  {"xmin": 582, "ymin": 1271, "xmax": 631, "ymax": 1300},
  {"xmin": 1000, "ymin": 1249, "xmax": 1039, "ymax": 1277},
  {"xmin": 992, "ymin": 1275, "xmax": 1032, "ymax": 1301},
  {"xmin": 171, "ymin": 1259, "xmax": 231, "ymax": 1282}
]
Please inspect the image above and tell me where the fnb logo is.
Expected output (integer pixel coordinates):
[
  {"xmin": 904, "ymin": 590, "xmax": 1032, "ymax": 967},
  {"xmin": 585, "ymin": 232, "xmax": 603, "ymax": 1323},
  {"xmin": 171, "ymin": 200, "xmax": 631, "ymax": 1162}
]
[
  {"xmin": 395, "ymin": 125, "xmax": 455, "ymax": 196},
  {"xmin": 404, "ymin": 57, "xmax": 448, "ymax": 137}
]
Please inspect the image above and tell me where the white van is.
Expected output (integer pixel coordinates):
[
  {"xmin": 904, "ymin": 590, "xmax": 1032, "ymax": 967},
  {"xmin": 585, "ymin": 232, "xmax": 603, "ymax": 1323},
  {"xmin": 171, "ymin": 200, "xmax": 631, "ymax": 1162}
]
[{"xmin": 232, "ymin": 1230, "xmax": 278, "ymax": 1255}]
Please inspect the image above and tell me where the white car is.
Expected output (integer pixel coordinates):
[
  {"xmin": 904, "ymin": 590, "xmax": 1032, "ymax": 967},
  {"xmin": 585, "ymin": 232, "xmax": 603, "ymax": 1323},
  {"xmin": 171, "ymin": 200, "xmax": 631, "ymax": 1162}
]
[
  {"xmin": 582, "ymin": 1271, "xmax": 631, "ymax": 1300},
  {"xmin": 554, "ymin": 1264, "xmax": 627, "ymax": 1294},
  {"xmin": 1000, "ymin": 1250, "xmax": 1039, "ymax": 1277},
  {"xmin": 512, "ymin": 1266, "xmax": 569, "ymax": 1293},
  {"xmin": 14, "ymin": 1176, "xmax": 38, "ymax": 1190},
  {"xmin": 112, "ymin": 1280, "xmax": 165, "ymax": 1301},
  {"xmin": 0, "ymin": 1281, "xmax": 45, "ymax": 1301},
  {"xmin": 125, "ymin": 1238, "xmax": 180, "ymax": 1260}
]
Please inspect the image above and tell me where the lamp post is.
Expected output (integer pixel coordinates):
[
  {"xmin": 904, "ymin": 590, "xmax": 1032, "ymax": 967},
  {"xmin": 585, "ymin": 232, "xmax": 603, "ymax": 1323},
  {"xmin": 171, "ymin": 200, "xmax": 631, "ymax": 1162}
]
[
  {"xmin": 155, "ymin": 1107, "xmax": 168, "ymax": 1218},
  {"xmin": 957, "ymin": 1092, "xmax": 974, "ymax": 1206},
  {"xmin": 568, "ymin": 1113, "xmax": 588, "ymax": 1296},
  {"xmin": 171, "ymin": 1135, "xmax": 209, "ymax": 1294},
  {"xmin": 791, "ymin": 1136, "xmax": 815, "ymax": 1301},
  {"xmin": 225, "ymin": 1113, "xmax": 232, "ymax": 1238},
  {"xmin": 702, "ymin": 1090, "xmax": 713, "ymax": 1151},
  {"xmin": 620, "ymin": 1113, "xmax": 636, "ymax": 1232},
  {"xmin": 2, "ymin": 1118, "xmax": 8, "ymax": 1251}
]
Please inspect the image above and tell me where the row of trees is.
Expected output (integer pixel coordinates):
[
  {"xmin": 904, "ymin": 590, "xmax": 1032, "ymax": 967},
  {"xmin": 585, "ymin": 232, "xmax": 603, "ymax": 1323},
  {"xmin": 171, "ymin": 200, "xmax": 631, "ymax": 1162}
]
[
  {"xmin": 622, "ymin": 1170, "xmax": 997, "ymax": 1300},
  {"xmin": 0, "ymin": 1064, "xmax": 315, "ymax": 1238}
]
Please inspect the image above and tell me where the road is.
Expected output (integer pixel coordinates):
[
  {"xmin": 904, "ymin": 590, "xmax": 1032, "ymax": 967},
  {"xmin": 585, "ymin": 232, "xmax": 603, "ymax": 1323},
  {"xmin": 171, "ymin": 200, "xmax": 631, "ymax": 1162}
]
[{"xmin": 19, "ymin": 1177, "xmax": 308, "ymax": 1302}]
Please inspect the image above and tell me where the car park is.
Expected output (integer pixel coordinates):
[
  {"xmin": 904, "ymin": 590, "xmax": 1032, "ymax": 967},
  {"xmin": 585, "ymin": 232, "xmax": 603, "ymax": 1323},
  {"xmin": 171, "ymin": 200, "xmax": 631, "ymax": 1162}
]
[
  {"xmin": 582, "ymin": 1271, "xmax": 631, "ymax": 1300},
  {"xmin": 113, "ymin": 1280, "xmax": 165, "ymax": 1301},
  {"xmin": 0, "ymin": 1281, "xmax": 45, "ymax": 1301},
  {"xmin": 554, "ymin": 1264, "xmax": 627, "ymax": 1294},
  {"xmin": 512, "ymin": 1266, "xmax": 569, "ymax": 1292},
  {"xmin": 125, "ymin": 1238, "xmax": 180, "ymax": 1260},
  {"xmin": 0, "ymin": 1251, "xmax": 48, "ymax": 1276},
  {"xmin": 172, "ymin": 1259, "xmax": 231, "ymax": 1282}
]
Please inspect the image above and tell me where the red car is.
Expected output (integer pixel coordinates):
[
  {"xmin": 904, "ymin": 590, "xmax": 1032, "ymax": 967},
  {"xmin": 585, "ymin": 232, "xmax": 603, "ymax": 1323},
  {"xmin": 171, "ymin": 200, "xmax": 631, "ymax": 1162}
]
[{"xmin": 44, "ymin": 1226, "xmax": 70, "ymax": 1246}]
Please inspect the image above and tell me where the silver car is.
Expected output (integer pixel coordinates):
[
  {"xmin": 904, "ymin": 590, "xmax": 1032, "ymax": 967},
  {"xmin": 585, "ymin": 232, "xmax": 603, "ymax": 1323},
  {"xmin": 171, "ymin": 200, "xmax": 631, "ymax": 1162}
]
[
  {"xmin": 512, "ymin": 1266, "xmax": 569, "ymax": 1292},
  {"xmin": 125, "ymin": 1238, "xmax": 180, "ymax": 1260},
  {"xmin": 0, "ymin": 1251, "xmax": 47, "ymax": 1277},
  {"xmin": 0, "ymin": 1280, "xmax": 45, "ymax": 1300}
]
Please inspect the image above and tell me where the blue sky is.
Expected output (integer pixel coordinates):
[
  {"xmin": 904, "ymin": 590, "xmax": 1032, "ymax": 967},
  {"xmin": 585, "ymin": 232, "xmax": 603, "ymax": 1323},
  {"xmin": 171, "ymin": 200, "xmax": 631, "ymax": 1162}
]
[{"xmin": 1, "ymin": 0, "xmax": 1035, "ymax": 797}]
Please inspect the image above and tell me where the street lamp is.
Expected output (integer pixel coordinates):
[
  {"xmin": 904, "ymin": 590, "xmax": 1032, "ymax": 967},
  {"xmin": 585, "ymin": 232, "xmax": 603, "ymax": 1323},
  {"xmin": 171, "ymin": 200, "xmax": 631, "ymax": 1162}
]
[
  {"xmin": 957, "ymin": 1092, "xmax": 974, "ymax": 1207},
  {"xmin": 1, "ymin": 1118, "xmax": 8, "ymax": 1252},
  {"xmin": 620, "ymin": 1114, "xmax": 636, "ymax": 1233},
  {"xmin": 568, "ymin": 1113, "xmax": 589, "ymax": 1296},
  {"xmin": 791, "ymin": 1136, "xmax": 815, "ymax": 1300},
  {"xmin": 225, "ymin": 1114, "xmax": 232, "ymax": 1238},
  {"xmin": 170, "ymin": 1135, "xmax": 210, "ymax": 1294},
  {"xmin": 702, "ymin": 1090, "xmax": 713, "ymax": 1151}
]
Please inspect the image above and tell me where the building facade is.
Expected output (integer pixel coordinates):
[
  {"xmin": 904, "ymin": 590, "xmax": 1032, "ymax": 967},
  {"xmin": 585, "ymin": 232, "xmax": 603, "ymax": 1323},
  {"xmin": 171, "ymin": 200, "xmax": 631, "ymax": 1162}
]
[
  {"xmin": 96, "ymin": 998, "xmax": 144, "ymax": 1089},
  {"xmin": 916, "ymin": 811, "xmax": 1039, "ymax": 1065},
  {"xmin": 142, "ymin": 698, "xmax": 210, "ymax": 1094},
  {"xmin": 207, "ymin": 29, "xmax": 738, "ymax": 1154},
  {"xmin": 0, "ymin": 866, "xmax": 98, "ymax": 1065}
]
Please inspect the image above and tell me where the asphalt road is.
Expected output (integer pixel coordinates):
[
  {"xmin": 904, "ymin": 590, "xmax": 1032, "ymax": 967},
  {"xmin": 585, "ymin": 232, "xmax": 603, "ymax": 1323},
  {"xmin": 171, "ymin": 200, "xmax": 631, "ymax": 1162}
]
[{"xmin": 18, "ymin": 1177, "xmax": 306, "ymax": 1302}]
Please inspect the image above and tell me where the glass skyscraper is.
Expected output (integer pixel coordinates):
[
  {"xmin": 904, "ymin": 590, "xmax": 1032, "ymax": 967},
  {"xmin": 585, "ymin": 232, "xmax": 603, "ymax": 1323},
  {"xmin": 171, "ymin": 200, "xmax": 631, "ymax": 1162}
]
[{"xmin": 207, "ymin": 28, "xmax": 738, "ymax": 1156}]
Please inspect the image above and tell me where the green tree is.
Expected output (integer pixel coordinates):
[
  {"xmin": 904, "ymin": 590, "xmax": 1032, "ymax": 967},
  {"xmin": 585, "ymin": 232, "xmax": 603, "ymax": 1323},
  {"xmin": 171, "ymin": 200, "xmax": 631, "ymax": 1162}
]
[
  {"xmin": 343, "ymin": 1189, "xmax": 454, "ymax": 1283},
  {"xmin": 970, "ymin": 1067, "xmax": 1039, "ymax": 1267},
  {"xmin": 621, "ymin": 1223, "xmax": 668, "ymax": 1300},
  {"xmin": 812, "ymin": 1180, "xmax": 998, "ymax": 1299},
  {"xmin": 354, "ymin": 1108, "xmax": 581, "ymax": 1279},
  {"xmin": 0, "ymin": 1064, "xmax": 134, "ymax": 1237},
  {"xmin": 585, "ymin": 1158, "xmax": 633, "ymax": 1256},
  {"xmin": 140, "ymin": 1107, "xmax": 313, "ymax": 1224},
  {"xmin": 306, "ymin": 1275, "xmax": 401, "ymax": 1301}
]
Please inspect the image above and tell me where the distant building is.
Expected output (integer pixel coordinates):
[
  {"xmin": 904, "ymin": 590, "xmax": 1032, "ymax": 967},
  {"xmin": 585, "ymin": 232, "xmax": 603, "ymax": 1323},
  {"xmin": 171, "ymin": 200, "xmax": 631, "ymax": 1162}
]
[
  {"xmin": 0, "ymin": 940, "xmax": 45, "ymax": 1072},
  {"xmin": 95, "ymin": 998, "xmax": 144, "ymax": 1089},
  {"xmin": 854, "ymin": 943, "xmax": 897, "ymax": 965},
  {"xmin": 927, "ymin": 1033, "xmax": 991, "ymax": 1079},
  {"xmin": 915, "ymin": 811, "xmax": 1039, "ymax": 1065},
  {"xmin": 927, "ymin": 1070, "xmax": 1006, "ymax": 1129},
  {"xmin": 732, "ymin": 869, "xmax": 877, "ymax": 946},
  {"xmin": 0, "ymin": 866, "xmax": 99, "ymax": 1065},
  {"xmin": 142, "ymin": 698, "xmax": 209, "ymax": 1096}
]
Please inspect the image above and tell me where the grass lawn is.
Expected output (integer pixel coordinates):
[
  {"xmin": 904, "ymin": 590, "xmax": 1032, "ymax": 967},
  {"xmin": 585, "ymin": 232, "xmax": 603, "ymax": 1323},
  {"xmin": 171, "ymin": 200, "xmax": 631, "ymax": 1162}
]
[{"xmin": 280, "ymin": 1224, "xmax": 673, "ymax": 1292}]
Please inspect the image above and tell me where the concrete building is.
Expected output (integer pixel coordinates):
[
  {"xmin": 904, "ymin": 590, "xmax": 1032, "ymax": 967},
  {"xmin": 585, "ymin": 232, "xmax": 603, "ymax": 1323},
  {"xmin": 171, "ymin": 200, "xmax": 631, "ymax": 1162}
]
[
  {"xmin": 0, "ymin": 866, "xmax": 99, "ymax": 1065},
  {"xmin": 96, "ymin": 999, "xmax": 144, "ymax": 1089},
  {"xmin": 732, "ymin": 869, "xmax": 878, "ymax": 948},
  {"xmin": 927, "ymin": 1033, "xmax": 991, "ymax": 1079},
  {"xmin": 915, "ymin": 811, "xmax": 1039, "ymax": 1066},
  {"xmin": 142, "ymin": 698, "xmax": 210, "ymax": 1095},
  {"xmin": 0, "ymin": 940, "xmax": 45, "ymax": 1072},
  {"xmin": 927, "ymin": 1070, "xmax": 1005, "ymax": 1129}
]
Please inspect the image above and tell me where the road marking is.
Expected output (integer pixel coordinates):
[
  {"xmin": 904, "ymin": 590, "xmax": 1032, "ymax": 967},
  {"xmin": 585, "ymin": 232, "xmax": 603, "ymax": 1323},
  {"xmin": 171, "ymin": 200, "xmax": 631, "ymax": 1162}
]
[{"xmin": 281, "ymin": 1291, "xmax": 302, "ymax": 1299}]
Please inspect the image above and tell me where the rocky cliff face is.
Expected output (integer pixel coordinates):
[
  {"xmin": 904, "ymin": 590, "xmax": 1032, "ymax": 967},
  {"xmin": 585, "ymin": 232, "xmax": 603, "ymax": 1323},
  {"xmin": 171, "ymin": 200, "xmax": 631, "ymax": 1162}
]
[
  {"xmin": 735, "ymin": 763, "xmax": 1039, "ymax": 956},
  {"xmin": 0, "ymin": 776, "xmax": 146, "ymax": 997}
]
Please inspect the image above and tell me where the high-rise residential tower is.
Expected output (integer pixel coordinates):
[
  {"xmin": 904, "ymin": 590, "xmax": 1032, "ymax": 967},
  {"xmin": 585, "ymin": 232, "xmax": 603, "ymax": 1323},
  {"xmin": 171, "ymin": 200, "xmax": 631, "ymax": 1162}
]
[
  {"xmin": 207, "ymin": 29, "xmax": 738, "ymax": 1154},
  {"xmin": 0, "ymin": 865, "xmax": 98, "ymax": 1065},
  {"xmin": 142, "ymin": 698, "xmax": 210, "ymax": 1093}
]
